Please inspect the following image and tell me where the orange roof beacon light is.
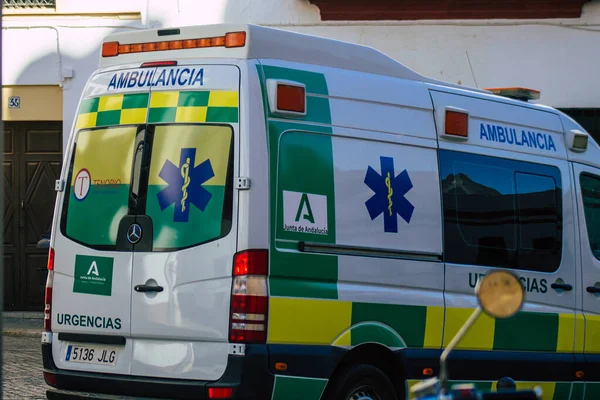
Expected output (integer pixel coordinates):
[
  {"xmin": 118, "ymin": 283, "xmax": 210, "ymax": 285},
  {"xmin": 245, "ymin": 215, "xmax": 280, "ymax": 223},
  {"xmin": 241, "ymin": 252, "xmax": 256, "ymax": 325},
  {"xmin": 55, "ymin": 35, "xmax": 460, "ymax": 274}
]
[
  {"xmin": 101, "ymin": 30, "xmax": 247, "ymax": 58},
  {"xmin": 485, "ymin": 87, "xmax": 541, "ymax": 102}
]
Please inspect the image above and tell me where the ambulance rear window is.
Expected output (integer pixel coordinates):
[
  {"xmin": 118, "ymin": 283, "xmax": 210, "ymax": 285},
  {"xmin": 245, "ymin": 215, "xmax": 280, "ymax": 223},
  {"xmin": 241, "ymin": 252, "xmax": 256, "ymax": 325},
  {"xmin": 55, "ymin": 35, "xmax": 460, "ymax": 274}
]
[
  {"xmin": 581, "ymin": 173, "xmax": 600, "ymax": 260},
  {"xmin": 60, "ymin": 123, "xmax": 234, "ymax": 251},
  {"xmin": 145, "ymin": 124, "xmax": 234, "ymax": 250},
  {"xmin": 61, "ymin": 126, "xmax": 137, "ymax": 247}
]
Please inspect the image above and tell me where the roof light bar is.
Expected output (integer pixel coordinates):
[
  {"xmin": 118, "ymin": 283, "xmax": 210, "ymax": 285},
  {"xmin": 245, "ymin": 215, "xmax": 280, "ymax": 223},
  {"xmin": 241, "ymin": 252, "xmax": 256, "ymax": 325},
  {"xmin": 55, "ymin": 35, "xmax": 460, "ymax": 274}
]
[
  {"xmin": 485, "ymin": 87, "xmax": 541, "ymax": 102},
  {"xmin": 101, "ymin": 31, "xmax": 247, "ymax": 58}
]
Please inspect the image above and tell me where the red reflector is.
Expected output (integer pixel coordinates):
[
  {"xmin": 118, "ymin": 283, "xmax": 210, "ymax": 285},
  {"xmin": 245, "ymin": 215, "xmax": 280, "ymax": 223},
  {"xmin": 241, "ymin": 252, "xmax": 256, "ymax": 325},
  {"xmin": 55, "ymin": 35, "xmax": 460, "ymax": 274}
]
[
  {"xmin": 229, "ymin": 329, "xmax": 265, "ymax": 343},
  {"xmin": 43, "ymin": 372, "xmax": 57, "ymax": 387},
  {"xmin": 140, "ymin": 61, "xmax": 178, "ymax": 68},
  {"xmin": 44, "ymin": 286, "xmax": 52, "ymax": 332},
  {"xmin": 277, "ymin": 84, "xmax": 306, "ymax": 113},
  {"xmin": 208, "ymin": 387, "xmax": 233, "ymax": 399},
  {"xmin": 233, "ymin": 250, "xmax": 268, "ymax": 276},
  {"xmin": 445, "ymin": 110, "xmax": 468, "ymax": 137}
]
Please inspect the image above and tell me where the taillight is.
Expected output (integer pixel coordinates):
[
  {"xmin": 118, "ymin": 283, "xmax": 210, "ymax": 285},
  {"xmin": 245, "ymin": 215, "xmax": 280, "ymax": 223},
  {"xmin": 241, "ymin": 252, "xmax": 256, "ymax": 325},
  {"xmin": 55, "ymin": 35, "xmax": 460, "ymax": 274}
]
[
  {"xmin": 44, "ymin": 247, "xmax": 54, "ymax": 332},
  {"xmin": 233, "ymin": 250, "xmax": 268, "ymax": 276},
  {"xmin": 229, "ymin": 250, "xmax": 268, "ymax": 343},
  {"xmin": 47, "ymin": 247, "xmax": 55, "ymax": 271}
]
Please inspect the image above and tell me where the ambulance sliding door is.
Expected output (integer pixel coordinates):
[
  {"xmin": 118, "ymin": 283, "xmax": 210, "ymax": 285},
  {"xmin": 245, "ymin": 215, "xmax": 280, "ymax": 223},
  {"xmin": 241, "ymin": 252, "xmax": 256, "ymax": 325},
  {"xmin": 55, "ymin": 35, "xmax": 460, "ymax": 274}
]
[{"xmin": 431, "ymin": 89, "xmax": 577, "ymax": 392}]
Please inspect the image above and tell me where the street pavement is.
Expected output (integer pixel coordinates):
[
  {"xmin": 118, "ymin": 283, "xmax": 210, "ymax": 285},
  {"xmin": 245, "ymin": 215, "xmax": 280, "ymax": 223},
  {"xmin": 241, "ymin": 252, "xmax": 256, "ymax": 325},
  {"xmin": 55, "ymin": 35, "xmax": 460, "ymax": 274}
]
[
  {"xmin": 2, "ymin": 333, "xmax": 160, "ymax": 399},
  {"xmin": 3, "ymin": 335, "xmax": 47, "ymax": 399}
]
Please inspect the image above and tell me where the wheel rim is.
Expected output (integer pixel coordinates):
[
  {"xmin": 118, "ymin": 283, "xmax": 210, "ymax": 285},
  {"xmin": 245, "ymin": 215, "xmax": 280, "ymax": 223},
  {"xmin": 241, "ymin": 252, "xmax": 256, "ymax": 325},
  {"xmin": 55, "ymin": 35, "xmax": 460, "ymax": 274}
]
[{"xmin": 346, "ymin": 385, "xmax": 381, "ymax": 400}]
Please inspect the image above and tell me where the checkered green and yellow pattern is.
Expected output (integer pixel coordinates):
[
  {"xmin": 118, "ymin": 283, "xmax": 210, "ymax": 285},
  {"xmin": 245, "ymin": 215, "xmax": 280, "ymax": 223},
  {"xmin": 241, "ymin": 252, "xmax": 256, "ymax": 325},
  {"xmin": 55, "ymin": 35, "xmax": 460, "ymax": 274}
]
[
  {"xmin": 76, "ymin": 93, "xmax": 149, "ymax": 129},
  {"xmin": 268, "ymin": 297, "xmax": 581, "ymax": 354},
  {"xmin": 75, "ymin": 90, "xmax": 238, "ymax": 130}
]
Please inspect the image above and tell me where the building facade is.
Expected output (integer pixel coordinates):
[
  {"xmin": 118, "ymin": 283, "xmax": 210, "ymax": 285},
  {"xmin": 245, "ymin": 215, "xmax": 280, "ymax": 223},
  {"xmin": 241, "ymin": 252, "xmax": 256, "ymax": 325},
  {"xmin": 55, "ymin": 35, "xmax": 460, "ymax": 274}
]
[{"xmin": 3, "ymin": 0, "xmax": 600, "ymax": 310}]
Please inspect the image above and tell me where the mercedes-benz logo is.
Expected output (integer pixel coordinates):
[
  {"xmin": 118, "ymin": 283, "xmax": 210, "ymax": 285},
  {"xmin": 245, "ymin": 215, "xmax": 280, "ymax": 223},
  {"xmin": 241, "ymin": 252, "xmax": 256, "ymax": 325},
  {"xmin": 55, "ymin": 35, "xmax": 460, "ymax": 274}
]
[{"xmin": 126, "ymin": 223, "xmax": 142, "ymax": 244}]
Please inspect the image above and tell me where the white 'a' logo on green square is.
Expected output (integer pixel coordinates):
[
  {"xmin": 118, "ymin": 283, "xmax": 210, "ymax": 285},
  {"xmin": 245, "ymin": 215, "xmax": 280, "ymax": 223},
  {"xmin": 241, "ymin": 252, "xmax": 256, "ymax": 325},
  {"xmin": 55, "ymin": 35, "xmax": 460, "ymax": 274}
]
[{"xmin": 73, "ymin": 255, "xmax": 114, "ymax": 296}]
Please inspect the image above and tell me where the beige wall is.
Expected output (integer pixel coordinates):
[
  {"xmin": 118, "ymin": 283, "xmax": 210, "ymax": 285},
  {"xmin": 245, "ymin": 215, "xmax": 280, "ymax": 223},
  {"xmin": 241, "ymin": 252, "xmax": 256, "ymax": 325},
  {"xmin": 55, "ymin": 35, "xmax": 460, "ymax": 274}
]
[{"xmin": 2, "ymin": 85, "xmax": 62, "ymax": 121}]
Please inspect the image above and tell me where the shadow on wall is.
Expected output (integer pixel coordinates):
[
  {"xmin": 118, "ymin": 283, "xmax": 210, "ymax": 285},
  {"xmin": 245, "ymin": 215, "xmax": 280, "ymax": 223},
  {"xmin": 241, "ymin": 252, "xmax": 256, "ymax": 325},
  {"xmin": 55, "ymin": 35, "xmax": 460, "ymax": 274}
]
[
  {"xmin": 7, "ymin": 25, "xmax": 163, "ymax": 310},
  {"xmin": 11, "ymin": 25, "xmax": 160, "ymax": 141},
  {"xmin": 11, "ymin": 25, "xmax": 149, "ymax": 241}
]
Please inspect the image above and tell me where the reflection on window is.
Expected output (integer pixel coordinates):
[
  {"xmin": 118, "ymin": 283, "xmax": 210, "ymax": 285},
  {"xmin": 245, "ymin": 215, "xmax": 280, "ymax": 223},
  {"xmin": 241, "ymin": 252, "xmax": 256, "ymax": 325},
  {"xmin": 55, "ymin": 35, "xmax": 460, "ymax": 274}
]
[
  {"xmin": 452, "ymin": 162, "xmax": 517, "ymax": 252},
  {"xmin": 516, "ymin": 173, "xmax": 557, "ymax": 251},
  {"xmin": 581, "ymin": 173, "xmax": 600, "ymax": 260},
  {"xmin": 61, "ymin": 126, "xmax": 137, "ymax": 248},
  {"xmin": 145, "ymin": 124, "xmax": 234, "ymax": 251},
  {"xmin": 440, "ymin": 150, "xmax": 562, "ymax": 273}
]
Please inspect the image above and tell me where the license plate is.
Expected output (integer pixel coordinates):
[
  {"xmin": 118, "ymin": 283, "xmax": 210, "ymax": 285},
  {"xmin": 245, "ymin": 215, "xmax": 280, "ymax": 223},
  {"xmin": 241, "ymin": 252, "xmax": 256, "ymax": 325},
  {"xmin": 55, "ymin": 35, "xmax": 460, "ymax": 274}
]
[{"xmin": 65, "ymin": 344, "xmax": 119, "ymax": 366}]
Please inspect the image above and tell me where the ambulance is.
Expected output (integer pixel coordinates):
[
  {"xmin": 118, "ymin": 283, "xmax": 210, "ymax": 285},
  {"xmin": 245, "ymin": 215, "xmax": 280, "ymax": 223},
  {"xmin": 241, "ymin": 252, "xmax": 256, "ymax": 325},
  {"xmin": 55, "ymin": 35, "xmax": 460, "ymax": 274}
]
[{"xmin": 42, "ymin": 23, "xmax": 600, "ymax": 400}]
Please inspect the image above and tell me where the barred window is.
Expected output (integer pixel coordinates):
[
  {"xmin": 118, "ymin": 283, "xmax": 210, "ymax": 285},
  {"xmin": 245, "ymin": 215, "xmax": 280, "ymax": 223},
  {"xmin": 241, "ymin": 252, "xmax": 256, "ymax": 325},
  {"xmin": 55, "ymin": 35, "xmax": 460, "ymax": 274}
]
[{"xmin": 2, "ymin": 0, "xmax": 55, "ymax": 8}]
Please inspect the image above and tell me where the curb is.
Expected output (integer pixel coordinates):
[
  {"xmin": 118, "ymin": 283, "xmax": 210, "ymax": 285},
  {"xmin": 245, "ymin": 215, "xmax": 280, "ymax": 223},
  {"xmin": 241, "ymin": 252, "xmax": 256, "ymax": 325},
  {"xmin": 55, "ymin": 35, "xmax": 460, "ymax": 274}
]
[{"xmin": 3, "ymin": 329, "xmax": 41, "ymax": 338}]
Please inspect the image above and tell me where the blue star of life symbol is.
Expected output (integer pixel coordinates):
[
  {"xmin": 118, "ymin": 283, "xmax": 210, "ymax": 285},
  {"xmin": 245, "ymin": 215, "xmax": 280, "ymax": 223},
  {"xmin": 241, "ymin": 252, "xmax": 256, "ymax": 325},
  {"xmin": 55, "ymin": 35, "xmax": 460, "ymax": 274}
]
[
  {"xmin": 364, "ymin": 156, "xmax": 414, "ymax": 233},
  {"xmin": 157, "ymin": 147, "xmax": 214, "ymax": 223}
]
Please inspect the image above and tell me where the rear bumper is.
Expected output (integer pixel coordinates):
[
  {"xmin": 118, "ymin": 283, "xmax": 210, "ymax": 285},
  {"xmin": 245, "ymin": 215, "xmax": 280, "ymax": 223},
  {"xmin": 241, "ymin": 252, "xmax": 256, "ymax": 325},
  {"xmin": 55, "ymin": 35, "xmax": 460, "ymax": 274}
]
[{"xmin": 41, "ymin": 341, "xmax": 274, "ymax": 400}]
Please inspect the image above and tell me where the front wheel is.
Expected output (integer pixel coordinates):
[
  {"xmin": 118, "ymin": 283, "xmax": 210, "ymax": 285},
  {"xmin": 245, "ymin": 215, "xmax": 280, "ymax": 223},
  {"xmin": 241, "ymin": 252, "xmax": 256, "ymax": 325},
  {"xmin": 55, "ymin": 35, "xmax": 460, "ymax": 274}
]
[{"xmin": 325, "ymin": 364, "xmax": 397, "ymax": 400}]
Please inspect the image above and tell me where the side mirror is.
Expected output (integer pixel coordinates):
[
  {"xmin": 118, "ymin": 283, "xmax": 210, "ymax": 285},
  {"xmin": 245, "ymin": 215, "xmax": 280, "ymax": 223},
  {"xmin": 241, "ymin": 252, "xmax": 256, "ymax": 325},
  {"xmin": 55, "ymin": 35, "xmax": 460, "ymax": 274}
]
[{"xmin": 37, "ymin": 238, "xmax": 50, "ymax": 249}]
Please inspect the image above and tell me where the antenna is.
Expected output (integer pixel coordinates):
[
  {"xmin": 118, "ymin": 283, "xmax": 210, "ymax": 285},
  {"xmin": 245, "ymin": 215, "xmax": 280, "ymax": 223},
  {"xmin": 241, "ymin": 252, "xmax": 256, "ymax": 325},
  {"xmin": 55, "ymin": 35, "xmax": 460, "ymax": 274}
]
[{"xmin": 465, "ymin": 50, "xmax": 479, "ymax": 89}]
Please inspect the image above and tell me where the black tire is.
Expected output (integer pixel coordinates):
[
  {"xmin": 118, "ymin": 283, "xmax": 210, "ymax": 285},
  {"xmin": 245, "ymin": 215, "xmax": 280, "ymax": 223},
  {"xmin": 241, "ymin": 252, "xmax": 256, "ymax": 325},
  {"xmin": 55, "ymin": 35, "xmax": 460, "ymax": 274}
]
[{"xmin": 324, "ymin": 364, "xmax": 397, "ymax": 400}]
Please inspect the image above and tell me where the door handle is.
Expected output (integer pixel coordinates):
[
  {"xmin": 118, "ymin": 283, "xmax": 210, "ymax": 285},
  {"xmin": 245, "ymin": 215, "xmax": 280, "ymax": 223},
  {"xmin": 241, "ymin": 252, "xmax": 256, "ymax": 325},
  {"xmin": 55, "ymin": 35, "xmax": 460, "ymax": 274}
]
[
  {"xmin": 551, "ymin": 283, "xmax": 573, "ymax": 291},
  {"xmin": 587, "ymin": 286, "xmax": 600, "ymax": 294},
  {"xmin": 134, "ymin": 284, "xmax": 164, "ymax": 293},
  {"xmin": 19, "ymin": 201, "xmax": 25, "ymax": 228}
]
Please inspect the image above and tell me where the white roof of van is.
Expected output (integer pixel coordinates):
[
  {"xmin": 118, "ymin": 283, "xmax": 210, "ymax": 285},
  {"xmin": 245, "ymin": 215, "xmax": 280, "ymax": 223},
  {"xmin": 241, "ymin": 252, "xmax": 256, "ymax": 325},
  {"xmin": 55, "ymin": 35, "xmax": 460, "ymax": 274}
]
[{"xmin": 100, "ymin": 23, "xmax": 485, "ymax": 93}]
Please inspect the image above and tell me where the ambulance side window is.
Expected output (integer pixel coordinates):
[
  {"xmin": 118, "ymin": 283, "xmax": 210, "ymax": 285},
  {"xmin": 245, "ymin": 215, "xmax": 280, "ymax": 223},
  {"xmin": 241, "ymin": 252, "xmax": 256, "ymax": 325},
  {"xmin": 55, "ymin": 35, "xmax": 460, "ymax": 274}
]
[
  {"xmin": 439, "ymin": 150, "xmax": 562, "ymax": 272},
  {"xmin": 580, "ymin": 173, "xmax": 600, "ymax": 260}
]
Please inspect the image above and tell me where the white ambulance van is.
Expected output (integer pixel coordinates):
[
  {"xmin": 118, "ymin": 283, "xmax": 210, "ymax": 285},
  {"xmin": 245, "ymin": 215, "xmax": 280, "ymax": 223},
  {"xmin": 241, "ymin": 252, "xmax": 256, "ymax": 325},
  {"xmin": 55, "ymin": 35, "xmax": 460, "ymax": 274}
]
[{"xmin": 42, "ymin": 24, "xmax": 600, "ymax": 400}]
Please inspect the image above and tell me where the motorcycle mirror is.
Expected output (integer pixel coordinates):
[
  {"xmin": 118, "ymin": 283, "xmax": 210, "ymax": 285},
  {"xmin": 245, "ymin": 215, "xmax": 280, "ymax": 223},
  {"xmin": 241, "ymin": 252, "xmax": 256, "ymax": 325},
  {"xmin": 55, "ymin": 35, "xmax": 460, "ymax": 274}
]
[
  {"xmin": 476, "ymin": 269, "xmax": 524, "ymax": 319},
  {"xmin": 437, "ymin": 269, "xmax": 525, "ymax": 395}
]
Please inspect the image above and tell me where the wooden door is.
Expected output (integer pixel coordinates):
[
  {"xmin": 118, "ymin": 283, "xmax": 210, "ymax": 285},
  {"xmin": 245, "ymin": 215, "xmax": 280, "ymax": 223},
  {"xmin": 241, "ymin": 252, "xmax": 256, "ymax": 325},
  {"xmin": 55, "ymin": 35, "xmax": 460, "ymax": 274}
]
[
  {"xmin": 3, "ymin": 124, "xmax": 19, "ymax": 309},
  {"xmin": 3, "ymin": 121, "xmax": 63, "ymax": 311}
]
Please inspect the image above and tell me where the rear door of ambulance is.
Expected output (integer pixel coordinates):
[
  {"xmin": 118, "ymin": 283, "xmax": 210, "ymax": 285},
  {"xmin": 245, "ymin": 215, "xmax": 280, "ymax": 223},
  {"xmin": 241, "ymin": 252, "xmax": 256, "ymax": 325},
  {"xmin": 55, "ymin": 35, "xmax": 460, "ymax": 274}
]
[{"xmin": 51, "ymin": 62, "xmax": 240, "ymax": 381}]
